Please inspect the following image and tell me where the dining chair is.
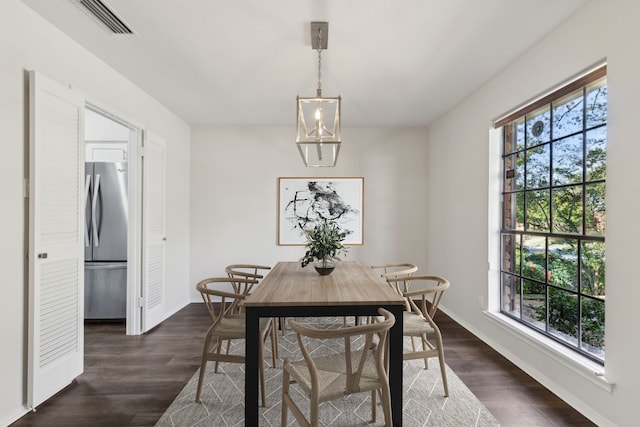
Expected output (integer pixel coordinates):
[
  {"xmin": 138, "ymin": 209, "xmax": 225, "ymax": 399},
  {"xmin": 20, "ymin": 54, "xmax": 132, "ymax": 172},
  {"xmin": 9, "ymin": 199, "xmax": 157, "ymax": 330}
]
[
  {"xmin": 386, "ymin": 275, "xmax": 450, "ymax": 396},
  {"xmin": 195, "ymin": 277, "xmax": 277, "ymax": 407},
  {"xmin": 225, "ymin": 264, "xmax": 279, "ymax": 364},
  {"xmin": 281, "ymin": 308, "xmax": 396, "ymax": 427}
]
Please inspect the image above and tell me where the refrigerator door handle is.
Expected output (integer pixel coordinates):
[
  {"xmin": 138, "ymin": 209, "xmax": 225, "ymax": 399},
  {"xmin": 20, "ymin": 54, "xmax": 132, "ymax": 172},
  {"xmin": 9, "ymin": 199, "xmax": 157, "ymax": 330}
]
[
  {"xmin": 84, "ymin": 174, "xmax": 92, "ymax": 248},
  {"xmin": 92, "ymin": 174, "xmax": 101, "ymax": 247}
]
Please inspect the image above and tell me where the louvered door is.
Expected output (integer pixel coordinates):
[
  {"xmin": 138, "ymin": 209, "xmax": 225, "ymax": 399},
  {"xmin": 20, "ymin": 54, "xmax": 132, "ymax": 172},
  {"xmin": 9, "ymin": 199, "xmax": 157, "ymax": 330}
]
[
  {"xmin": 28, "ymin": 71, "xmax": 85, "ymax": 408},
  {"xmin": 141, "ymin": 131, "xmax": 166, "ymax": 332}
]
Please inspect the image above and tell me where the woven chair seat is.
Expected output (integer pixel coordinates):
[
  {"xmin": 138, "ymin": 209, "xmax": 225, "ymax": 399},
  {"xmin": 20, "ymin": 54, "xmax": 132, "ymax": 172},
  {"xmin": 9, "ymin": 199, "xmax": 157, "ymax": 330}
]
[
  {"xmin": 285, "ymin": 347, "xmax": 382, "ymax": 402},
  {"xmin": 212, "ymin": 315, "xmax": 271, "ymax": 339},
  {"xmin": 403, "ymin": 311, "xmax": 436, "ymax": 336}
]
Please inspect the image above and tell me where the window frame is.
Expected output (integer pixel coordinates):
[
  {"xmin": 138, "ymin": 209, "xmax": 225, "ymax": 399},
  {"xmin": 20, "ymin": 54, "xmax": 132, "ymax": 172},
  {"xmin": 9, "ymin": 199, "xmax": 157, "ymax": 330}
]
[{"xmin": 496, "ymin": 65, "xmax": 607, "ymax": 364}]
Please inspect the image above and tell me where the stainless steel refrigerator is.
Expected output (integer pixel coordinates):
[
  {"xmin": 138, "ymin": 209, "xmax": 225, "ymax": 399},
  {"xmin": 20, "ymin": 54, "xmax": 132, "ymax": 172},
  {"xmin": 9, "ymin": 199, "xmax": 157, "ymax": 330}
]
[{"xmin": 84, "ymin": 162, "xmax": 128, "ymax": 320}]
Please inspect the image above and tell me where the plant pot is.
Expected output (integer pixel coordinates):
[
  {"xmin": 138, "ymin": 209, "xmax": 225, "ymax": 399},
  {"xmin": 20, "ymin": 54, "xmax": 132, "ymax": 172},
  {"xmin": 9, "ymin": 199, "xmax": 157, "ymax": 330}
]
[{"xmin": 314, "ymin": 258, "xmax": 336, "ymax": 275}]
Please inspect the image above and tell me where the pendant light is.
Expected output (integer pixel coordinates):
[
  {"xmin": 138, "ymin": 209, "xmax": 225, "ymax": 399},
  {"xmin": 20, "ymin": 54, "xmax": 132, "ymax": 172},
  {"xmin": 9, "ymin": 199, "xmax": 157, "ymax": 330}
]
[{"xmin": 296, "ymin": 22, "xmax": 342, "ymax": 167}]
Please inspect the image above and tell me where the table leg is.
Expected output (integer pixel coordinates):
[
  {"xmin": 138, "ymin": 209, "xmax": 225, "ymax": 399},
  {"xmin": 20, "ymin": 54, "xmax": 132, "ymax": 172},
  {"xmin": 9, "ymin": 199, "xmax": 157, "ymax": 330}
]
[
  {"xmin": 245, "ymin": 309, "xmax": 259, "ymax": 426},
  {"xmin": 388, "ymin": 305, "xmax": 403, "ymax": 427}
]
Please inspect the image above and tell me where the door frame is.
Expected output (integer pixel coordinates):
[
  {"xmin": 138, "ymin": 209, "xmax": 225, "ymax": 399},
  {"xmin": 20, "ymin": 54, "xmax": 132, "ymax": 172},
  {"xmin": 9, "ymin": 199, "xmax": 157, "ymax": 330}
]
[{"xmin": 84, "ymin": 102, "xmax": 144, "ymax": 335}]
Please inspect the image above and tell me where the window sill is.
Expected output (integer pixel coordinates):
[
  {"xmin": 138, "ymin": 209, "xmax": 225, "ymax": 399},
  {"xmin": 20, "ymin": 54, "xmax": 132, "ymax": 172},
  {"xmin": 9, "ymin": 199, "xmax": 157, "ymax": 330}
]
[{"xmin": 483, "ymin": 310, "xmax": 613, "ymax": 392}]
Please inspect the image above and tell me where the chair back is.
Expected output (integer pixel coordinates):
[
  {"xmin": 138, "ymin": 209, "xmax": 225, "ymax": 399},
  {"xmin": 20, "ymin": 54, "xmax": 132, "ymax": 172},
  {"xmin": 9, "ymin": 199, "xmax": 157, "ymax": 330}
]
[
  {"xmin": 196, "ymin": 277, "xmax": 257, "ymax": 326},
  {"xmin": 387, "ymin": 275, "xmax": 449, "ymax": 317},
  {"xmin": 288, "ymin": 308, "xmax": 395, "ymax": 396},
  {"xmin": 225, "ymin": 264, "xmax": 271, "ymax": 295},
  {"xmin": 371, "ymin": 263, "xmax": 418, "ymax": 283}
]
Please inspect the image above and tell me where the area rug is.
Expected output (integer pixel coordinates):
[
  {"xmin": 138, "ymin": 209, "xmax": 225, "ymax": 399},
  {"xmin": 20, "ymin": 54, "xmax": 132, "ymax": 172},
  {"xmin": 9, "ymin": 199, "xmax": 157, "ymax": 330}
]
[{"xmin": 155, "ymin": 317, "xmax": 500, "ymax": 427}]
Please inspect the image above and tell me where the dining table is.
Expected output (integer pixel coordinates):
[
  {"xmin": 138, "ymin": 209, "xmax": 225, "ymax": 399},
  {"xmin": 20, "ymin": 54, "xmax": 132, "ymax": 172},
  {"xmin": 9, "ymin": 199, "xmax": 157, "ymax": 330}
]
[{"xmin": 244, "ymin": 260, "xmax": 406, "ymax": 426}]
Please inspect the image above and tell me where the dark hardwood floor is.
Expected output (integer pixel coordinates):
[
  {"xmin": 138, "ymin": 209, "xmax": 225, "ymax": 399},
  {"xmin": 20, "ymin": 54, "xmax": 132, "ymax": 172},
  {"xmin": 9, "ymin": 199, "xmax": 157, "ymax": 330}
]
[{"xmin": 10, "ymin": 304, "xmax": 596, "ymax": 427}]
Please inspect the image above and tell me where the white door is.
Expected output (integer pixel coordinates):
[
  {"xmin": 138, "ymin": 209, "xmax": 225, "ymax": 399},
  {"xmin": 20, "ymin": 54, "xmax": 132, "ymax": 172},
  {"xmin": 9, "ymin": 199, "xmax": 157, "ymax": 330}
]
[
  {"xmin": 141, "ymin": 131, "xmax": 166, "ymax": 332},
  {"xmin": 28, "ymin": 71, "xmax": 85, "ymax": 408}
]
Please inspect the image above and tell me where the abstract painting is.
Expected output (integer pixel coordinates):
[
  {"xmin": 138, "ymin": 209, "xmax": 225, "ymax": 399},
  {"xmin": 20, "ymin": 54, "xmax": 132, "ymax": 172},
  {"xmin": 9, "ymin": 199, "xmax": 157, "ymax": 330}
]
[{"xmin": 278, "ymin": 177, "xmax": 363, "ymax": 245}]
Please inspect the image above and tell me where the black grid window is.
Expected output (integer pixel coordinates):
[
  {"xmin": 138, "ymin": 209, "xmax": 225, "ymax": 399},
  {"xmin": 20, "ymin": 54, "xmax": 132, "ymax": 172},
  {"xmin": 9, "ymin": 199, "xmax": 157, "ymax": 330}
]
[{"xmin": 499, "ymin": 66, "xmax": 607, "ymax": 363}]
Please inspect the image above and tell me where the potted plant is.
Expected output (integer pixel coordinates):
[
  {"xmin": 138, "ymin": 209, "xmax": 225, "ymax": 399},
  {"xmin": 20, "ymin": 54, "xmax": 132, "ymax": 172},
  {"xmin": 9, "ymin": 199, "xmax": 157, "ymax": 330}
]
[{"xmin": 300, "ymin": 219, "xmax": 348, "ymax": 275}]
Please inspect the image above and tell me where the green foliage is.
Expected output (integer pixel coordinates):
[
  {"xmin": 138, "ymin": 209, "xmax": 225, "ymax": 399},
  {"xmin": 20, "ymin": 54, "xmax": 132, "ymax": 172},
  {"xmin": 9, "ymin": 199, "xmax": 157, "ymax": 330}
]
[
  {"xmin": 581, "ymin": 297, "xmax": 606, "ymax": 349},
  {"xmin": 552, "ymin": 186, "xmax": 583, "ymax": 233},
  {"xmin": 533, "ymin": 289, "xmax": 605, "ymax": 350},
  {"xmin": 522, "ymin": 251, "xmax": 546, "ymax": 282},
  {"xmin": 542, "ymin": 289, "xmax": 578, "ymax": 338},
  {"xmin": 522, "ymin": 242, "xmax": 605, "ymax": 351},
  {"xmin": 300, "ymin": 219, "xmax": 348, "ymax": 268},
  {"xmin": 581, "ymin": 241, "xmax": 605, "ymax": 295}
]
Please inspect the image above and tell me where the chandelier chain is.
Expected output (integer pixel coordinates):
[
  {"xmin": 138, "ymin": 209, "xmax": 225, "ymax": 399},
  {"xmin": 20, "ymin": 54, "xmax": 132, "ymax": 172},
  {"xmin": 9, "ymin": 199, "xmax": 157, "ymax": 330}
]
[{"xmin": 316, "ymin": 29, "xmax": 322, "ymax": 93}]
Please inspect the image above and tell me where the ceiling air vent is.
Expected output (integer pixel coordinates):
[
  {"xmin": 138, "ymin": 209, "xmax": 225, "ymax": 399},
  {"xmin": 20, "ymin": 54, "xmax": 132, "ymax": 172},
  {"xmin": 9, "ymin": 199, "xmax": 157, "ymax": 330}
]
[{"xmin": 75, "ymin": 0, "xmax": 135, "ymax": 34}]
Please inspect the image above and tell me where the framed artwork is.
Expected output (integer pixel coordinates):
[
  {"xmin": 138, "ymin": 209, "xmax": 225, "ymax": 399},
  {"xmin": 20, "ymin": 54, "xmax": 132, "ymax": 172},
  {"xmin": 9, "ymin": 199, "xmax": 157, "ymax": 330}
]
[{"xmin": 278, "ymin": 177, "xmax": 364, "ymax": 246}]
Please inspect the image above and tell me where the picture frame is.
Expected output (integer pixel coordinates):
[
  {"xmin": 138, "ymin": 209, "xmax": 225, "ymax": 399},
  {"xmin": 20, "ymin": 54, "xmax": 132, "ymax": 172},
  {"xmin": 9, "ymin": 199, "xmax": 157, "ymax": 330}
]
[{"xmin": 278, "ymin": 177, "xmax": 364, "ymax": 246}]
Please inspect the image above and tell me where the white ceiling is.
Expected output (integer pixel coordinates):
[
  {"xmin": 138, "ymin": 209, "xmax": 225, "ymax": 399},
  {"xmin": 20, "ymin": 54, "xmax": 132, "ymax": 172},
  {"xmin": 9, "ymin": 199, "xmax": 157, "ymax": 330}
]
[{"xmin": 21, "ymin": 0, "xmax": 591, "ymax": 127}]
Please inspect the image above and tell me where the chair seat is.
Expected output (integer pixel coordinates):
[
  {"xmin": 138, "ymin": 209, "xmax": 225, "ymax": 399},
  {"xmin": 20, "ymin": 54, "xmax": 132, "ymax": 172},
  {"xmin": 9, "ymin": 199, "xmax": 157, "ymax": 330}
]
[
  {"xmin": 212, "ymin": 314, "xmax": 271, "ymax": 339},
  {"xmin": 285, "ymin": 347, "xmax": 382, "ymax": 402},
  {"xmin": 403, "ymin": 311, "xmax": 435, "ymax": 336}
]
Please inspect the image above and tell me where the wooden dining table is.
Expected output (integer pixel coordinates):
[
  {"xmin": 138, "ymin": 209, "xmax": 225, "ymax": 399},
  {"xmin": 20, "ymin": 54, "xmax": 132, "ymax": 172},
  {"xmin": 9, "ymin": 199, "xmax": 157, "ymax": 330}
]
[{"xmin": 244, "ymin": 261, "xmax": 406, "ymax": 426}]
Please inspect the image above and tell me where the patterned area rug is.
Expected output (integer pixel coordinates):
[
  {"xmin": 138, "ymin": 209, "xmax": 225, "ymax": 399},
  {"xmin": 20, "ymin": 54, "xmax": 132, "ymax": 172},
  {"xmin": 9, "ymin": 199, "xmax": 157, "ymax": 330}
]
[{"xmin": 155, "ymin": 317, "xmax": 500, "ymax": 427}]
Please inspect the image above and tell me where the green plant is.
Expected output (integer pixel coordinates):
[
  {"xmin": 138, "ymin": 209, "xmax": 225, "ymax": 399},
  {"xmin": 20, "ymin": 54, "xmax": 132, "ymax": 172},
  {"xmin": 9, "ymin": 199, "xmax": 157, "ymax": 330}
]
[
  {"xmin": 532, "ymin": 289, "xmax": 605, "ymax": 350},
  {"xmin": 300, "ymin": 219, "xmax": 348, "ymax": 268}
]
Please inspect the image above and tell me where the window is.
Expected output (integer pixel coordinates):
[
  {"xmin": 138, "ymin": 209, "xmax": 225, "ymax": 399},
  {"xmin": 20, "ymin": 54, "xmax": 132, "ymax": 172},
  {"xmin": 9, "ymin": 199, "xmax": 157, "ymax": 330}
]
[{"xmin": 498, "ymin": 66, "xmax": 607, "ymax": 363}]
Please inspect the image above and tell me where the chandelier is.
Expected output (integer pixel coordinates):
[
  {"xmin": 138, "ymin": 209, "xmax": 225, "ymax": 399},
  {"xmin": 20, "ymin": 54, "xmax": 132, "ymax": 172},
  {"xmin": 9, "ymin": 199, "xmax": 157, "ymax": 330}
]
[{"xmin": 296, "ymin": 22, "xmax": 342, "ymax": 167}]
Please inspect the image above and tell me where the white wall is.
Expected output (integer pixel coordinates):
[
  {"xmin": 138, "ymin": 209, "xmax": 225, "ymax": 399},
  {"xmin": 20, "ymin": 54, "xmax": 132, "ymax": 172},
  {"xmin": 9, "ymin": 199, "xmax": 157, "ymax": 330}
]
[
  {"xmin": 426, "ymin": 0, "xmax": 639, "ymax": 426},
  {"xmin": 0, "ymin": 1, "xmax": 191, "ymax": 424},
  {"xmin": 189, "ymin": 126, "xmax": 429, "ymax": 301}
]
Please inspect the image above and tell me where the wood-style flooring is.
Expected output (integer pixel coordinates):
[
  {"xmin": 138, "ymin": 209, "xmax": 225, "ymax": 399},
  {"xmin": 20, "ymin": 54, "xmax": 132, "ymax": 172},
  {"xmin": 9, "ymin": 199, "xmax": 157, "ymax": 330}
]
[{"xmin": 10, "ymin": 304, "xmax": 597, "ymax": 427}]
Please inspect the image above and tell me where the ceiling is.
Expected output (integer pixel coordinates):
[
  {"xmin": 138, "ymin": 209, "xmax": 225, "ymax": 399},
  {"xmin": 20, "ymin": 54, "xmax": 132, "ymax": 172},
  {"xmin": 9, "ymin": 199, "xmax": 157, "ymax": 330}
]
[{"xmin": 21, "ymin": 0, "xmax": 591, "ymax": 127}]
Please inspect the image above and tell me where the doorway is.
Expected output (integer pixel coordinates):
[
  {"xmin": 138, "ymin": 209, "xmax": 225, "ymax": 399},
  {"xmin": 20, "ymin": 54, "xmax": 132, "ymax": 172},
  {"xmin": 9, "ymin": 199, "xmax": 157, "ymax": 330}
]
[{"xmin": 84, "ymin": 105, "xmax": 141, "ymax": 334}]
